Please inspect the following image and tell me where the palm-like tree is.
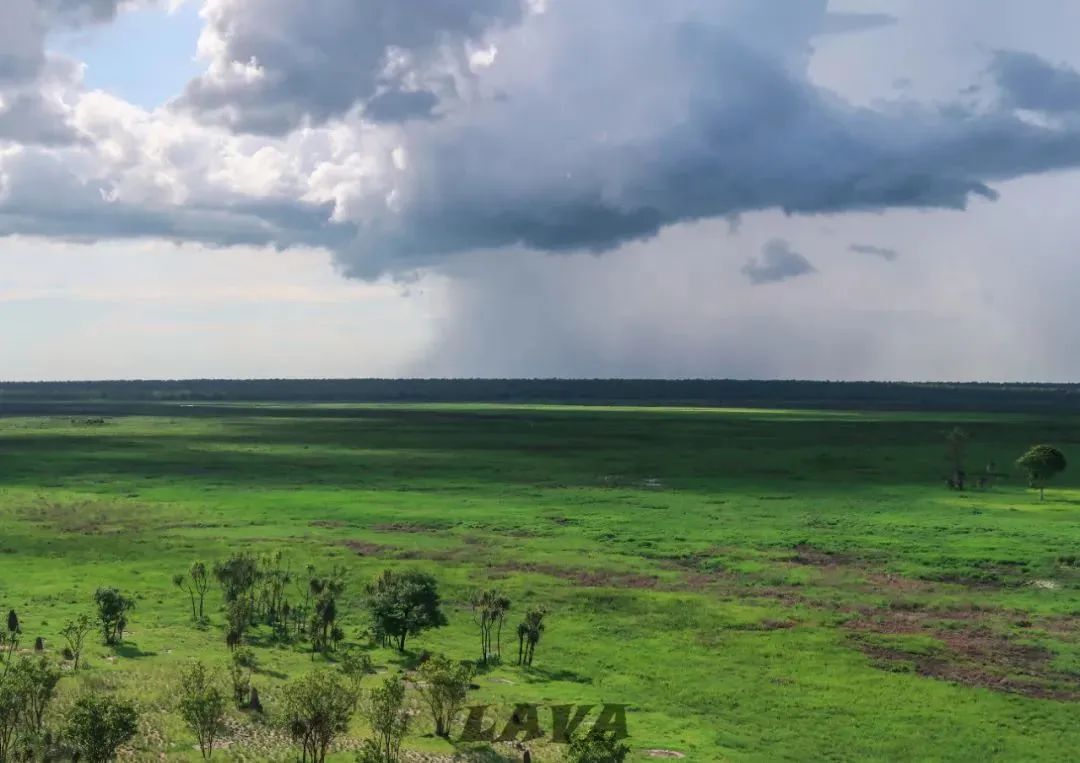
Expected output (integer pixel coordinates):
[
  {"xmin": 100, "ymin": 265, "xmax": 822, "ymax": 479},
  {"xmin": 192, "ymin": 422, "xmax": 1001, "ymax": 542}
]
[{"xmin": 517, "ymin": 608, "xmax": 546, "ymax": 666}]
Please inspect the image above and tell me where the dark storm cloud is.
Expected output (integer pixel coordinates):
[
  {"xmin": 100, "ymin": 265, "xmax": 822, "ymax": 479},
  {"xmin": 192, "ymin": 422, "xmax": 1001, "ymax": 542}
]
[
  {"xmin": 9, "ymin": 1, "xmax": 1080, "ymax": 279},
  {"xmin": 741, "ymin": 239, "xmax": 816, "ymax": 285},
  {"xmin": 0, "ymin": 148, "xmax": 355, "ymax": 249},
  {"xmin": 363, "ymin": 89, "xmax": 439, "ymax": 123},
  {"xmin": 337, "ymin": 19, "xmax": 1080, "ymax": 275},
  {"xmin": 178, "ymin": 0, "xmax": 527, "ymax": 134},
  {"xmin": 849, "ymin": 243, "xmax": 899, "ymax": 261},
  {"xmin": 991, "ymin": 50, "xmax": 1080, "ymax": 113}
]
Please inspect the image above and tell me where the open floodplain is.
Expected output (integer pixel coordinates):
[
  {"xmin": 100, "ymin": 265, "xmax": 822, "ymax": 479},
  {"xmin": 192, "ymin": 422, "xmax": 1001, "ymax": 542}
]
[{"xmin": 0, "ymin": 401, "xmax": 1077, "ymax": 761}]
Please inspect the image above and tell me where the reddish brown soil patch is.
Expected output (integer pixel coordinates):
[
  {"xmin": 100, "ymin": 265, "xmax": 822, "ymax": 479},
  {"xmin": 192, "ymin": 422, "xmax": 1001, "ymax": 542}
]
[
  {"xmin": 491, "ymin": 561, "xmax": 662, "ymax": 589},
  {"xmin": 1039, "ymin": 615, "xmax": 1080, "ymax": 641},
  {"xmin": 339, "ymin": 539, "xmax": 475, "ymax": 564},
  {"xmin": 759, "ymin": 618, "xmax": 799, "ymax": 630},
  {"xmin": 342, "ymin": 540, "xmax": 398, "ymax": 557},
  {"xmin": 847, "ymin": 609, "xmax": 1080, "ymax": 700},
  {"xmin": 862, "ymin": 572, "xmax": 938, "ymax": 594},
  {"xmin": 789, "ymin": 544, "xmax": 855, "ymax": 567},
  {"xmin": 371, "ymin": 522, "xmax": 445, "ymax": 534}
]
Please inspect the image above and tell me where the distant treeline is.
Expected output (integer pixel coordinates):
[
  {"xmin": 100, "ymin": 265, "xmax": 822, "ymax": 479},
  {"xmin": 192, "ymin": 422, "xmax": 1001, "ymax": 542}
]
[{"xmin": 5, "ymin": 378, "xmax": 1080, "ymax": 413}]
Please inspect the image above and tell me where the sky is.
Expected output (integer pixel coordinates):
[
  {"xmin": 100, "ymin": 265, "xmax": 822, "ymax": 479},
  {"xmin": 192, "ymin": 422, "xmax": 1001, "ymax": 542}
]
[{"xmin": 4, "ymin": 1, "xmax": 1080, "ymax": 381}]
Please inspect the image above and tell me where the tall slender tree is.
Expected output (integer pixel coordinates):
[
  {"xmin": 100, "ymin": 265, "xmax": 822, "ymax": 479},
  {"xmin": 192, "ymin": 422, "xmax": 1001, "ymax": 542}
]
[
  {"xmin": 471, "ymin": 589, "xmax": 511, "ymax": 665},
  {"xmin": 517, "ymin": 608, "xmax": 546, "ymax": 667}
]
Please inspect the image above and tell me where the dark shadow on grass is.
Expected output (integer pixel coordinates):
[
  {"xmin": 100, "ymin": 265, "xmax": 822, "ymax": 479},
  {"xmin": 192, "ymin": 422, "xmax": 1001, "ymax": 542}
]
[
  {"xmin": 113, "ymin": 643, "xmax": 157, "ymax": 659},
  {"xmin": 449, "ymin": 745, "xmax": 520, "ymax": 762},
  {"xmin": 519, "ymin": 666, "xmax": 593, "ymax": 684}
]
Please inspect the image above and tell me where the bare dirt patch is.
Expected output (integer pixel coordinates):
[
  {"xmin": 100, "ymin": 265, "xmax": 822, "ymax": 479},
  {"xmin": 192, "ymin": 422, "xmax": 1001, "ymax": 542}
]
[
  {"xmin": 372, "ymin": 521, "xmax": 448, "ymax": 534},
  {"xmin": 846, "ymin": 609, "xmax": 1080, "ymax": 700},
  {"xmin": 339, "ymin": 540, "xmax": 476, "ymax": 565},
  {"xmin": 861, "ymin": 572, "xmax": 938, "ymax": 594},
  {"xmin": 646, "ymin": 751, "xmax": 686, "ymax": 759},
  {"xmin": 341, "ymin": 540, "xmax": 399, "ymax": 557},
  {"xmin": 491, "ymin": 561, "xmax": 662, "ymax": 589},
  {"xmin": 789, "ymin": 544, "xmax": 856, "ymax": 567}
]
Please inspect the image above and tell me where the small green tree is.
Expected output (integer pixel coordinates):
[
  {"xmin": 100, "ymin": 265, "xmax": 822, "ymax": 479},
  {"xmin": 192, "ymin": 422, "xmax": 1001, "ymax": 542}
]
[
  {"xmin": 339, "ymin": 648, "xmax": 374, "ymax": 699},
  {"xmin": 178, "ymin": 661, "xmax": 226, "ymax": 760},
  {"xmin": 1017, "ymin": 445, "xmax": 1067, "ymax": 500},
  {"xmin": 173, "ymin": 574, "xmax": 196, "ymax": 622},
  {"xmin": 309, "ymin": 591, "xmax": 339, "ymax": 657},
  {"xmin": 225, "ymin": 598, "xmax": 253, "ymax": 650},
  {"xmin": 0, "ymin": 674, "xmax": 19, "ymax": 763},
  {"xmin": 93, "ymin": 588, "xmax": 135, "ymax": 645},
  {"xmin": 282, "ymin": 669, "xmax": 358, "ymax": 763},
  {"xmin": 359, "ymin": 675, "xmax": 409, "ymax": 763},
  {"xmin": 565, "ymin": 729, "xmax": 630, "ymax": 763},
  {"xmin": 944, "ymin": 427, "xmax": 971, "ymax": 489},
  {"xmin": 470, "ymin": 589, "xmax": 511, "ymax": 665},
  {"xmin": 365, "ymin": 570, "xmax": 447, "ymax": 652},
  {"xmin": 190, "ymin": 561, "xmax": 212, "ymax": 621},
  {"xmin": 64, "ymin": 693, "xmax": 139, "ymax": 763},
  {"xmin": 3, "ymin": 610, "xmax": 19, "ymax": 662},
  {"xmin": 10, "ymin": 654, "xmax": 61, "ymax": 739},
  {"xmin": 213, "ymin": 553, "xmax": 259, "ymax": 606},
  {"xmin": 61, "ymin": 613, "xmax": 95, "ymax": 671},
  {"xmin": 174, "ymin": 561, "xmax": 213, "ymax": 623},
  {"xmin": 229, "ymin": 648, "xmax": 256, "ymax": 708},
  {"xmin": 416, "ymin": 655, "xmax": 474, "ymax": 738},
  {"xmin": 516, "ymin": 608, "xmax": 546, "ymax": 667}
]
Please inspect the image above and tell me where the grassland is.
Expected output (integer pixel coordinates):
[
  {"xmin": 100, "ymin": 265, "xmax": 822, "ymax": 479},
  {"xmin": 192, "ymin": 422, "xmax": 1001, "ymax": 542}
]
[{"xmin": 0, "ymin": 402, "xmax": 1077, "ymax": 761}]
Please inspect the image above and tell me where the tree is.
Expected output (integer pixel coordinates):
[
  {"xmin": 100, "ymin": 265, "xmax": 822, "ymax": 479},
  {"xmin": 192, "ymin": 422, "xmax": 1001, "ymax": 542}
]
[
  {"xmin": 225, "ymin": 598, "xmax": 253, "ymax": 650},
  {"xmin": 229, "ymin": 648, "xmax": 256, "ymax": 708},
  {"xmin": 0, "ymin": 672, "xmax": 19, "ymax": 763},
  {"xmin": 61, "ymin": 613, "xmax": 94, "ymax": 671},
  {"xmin": 64, "ymin": 693, "xmax": 139, "ymax": 763},
  {"xmin": 174, "ymin": 561, "xmax": 212, "ymax": 623},
  {"xmin": 10, "ymin": 654, "xmax": 61, "ymax": 739},
  {"xmin": 292, "ymin": 563, "xmax": 317, "ymax": 638},
  {"xmin": 255, "ymin": 550, "xmax": 293, "ymax": 631},
  {"xmin": 178, "ymin": 661, "xmax": 226, "ymax": 760},
  {"xmin": 0, "ymin": 654, "xmax": 55, "ymax": 760},
  {"xmin": 1017, "ymin": 445, "xmax": 1067, "ymax": 500},
  {"xmin": 213, "ymin": 553, "xmax": 258, "ymax": 610},
  {"xmin": 339, "ymin": 648, "xmax": 374, "ymax": 698},
  {"xmin": 416, "ymin": 655, "xmax": 474, "ymax": 738},
  {"xmin": 365, "ymin": 570, "xmax": 447, "ymax": 652},
  {"xmin": 173, "ymin": 573, "xmax": 196, "ymax": 621},
  {"xmin": 281, "ymin": 669, "xmax": 358, "ymax": 763},
  {"xmin": 945, "ymin": 427, "xmax": 971, "ymax": 489},
  {"xmin": 94, "ymin": 588, "xmax": 135, "ymax": 646},
  {"xmin": 516, "ymin": 608, "xmax": 546, "ymax": 667},
  {"xmin": 309, "ymin": 588, "xmax": 340, "ymax": 657},
  {"xmin": 471, "ymin": 589, "xmax": 511, "ymax": 665},
  {"xmin": 565, "ymin": 729, "xmax": 630, "ymax": 763},
  {"xmin": 2, "ymin": 610, "xmax": 19, "ymax": 662},
  {"xmin": 359, "ymin": 675, "xmax": 409, "ymax": 763}
]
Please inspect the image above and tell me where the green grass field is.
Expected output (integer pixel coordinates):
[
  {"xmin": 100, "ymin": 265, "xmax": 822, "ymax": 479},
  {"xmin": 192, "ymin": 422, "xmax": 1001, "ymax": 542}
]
[{"xmin": 0, "ymin": 403, "xmax": 1077, "ymax": 761}]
